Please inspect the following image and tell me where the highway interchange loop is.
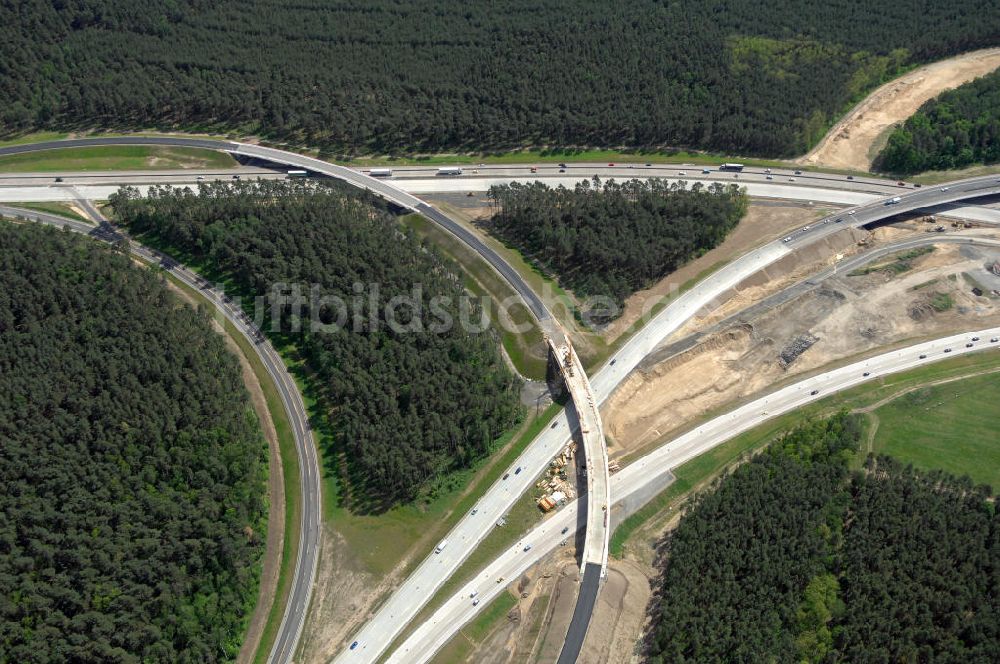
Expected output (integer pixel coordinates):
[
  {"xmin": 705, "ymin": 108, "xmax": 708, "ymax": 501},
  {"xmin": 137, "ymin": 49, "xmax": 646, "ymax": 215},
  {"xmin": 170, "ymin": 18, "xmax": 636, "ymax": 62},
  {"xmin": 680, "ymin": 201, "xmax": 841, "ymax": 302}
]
[{"xmin": 3, "ymin": 137, "xmax": 1000, "ymax": 662}]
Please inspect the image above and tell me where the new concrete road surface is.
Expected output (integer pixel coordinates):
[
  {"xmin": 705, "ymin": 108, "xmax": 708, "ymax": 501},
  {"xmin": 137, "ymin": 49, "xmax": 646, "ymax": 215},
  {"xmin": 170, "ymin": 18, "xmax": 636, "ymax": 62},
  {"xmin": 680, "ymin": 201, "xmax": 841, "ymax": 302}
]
[
  {"xmin": 0, "ymin": 205, "xmax": 322, "ymax": 664},
  {"xmin": 363, "ymin": 177, "xmax": 1000, "ymax": 662},
  {"xmin": 389, "ymin": 327, "xmax": 1000, "ymax": 663},
  {"xmin": 5, "ymin": 138, "xmax": 1000, "ymax": 662}
]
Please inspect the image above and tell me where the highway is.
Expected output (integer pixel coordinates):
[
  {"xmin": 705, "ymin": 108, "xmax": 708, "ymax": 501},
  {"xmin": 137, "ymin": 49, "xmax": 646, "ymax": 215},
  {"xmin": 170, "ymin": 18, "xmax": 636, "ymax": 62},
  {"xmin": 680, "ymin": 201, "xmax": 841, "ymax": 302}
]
[
  {"xmin": 5, "ymin": 138, "xmax": 1000, "ymax": 662},
  {"xmin": 0, "ymin": 205, "xmax": 323, "ymax": 664},
  {"xmin": 388, "ymin": 326, "xmax": 1000, "ymax": 663}
]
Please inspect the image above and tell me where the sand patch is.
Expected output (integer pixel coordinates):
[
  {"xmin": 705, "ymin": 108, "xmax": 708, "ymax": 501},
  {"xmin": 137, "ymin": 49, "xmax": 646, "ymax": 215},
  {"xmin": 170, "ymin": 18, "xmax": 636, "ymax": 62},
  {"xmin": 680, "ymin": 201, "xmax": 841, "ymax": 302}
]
[{"xmin": 800, "ymin": 48, "xmax": 1000, "ymax": 172}]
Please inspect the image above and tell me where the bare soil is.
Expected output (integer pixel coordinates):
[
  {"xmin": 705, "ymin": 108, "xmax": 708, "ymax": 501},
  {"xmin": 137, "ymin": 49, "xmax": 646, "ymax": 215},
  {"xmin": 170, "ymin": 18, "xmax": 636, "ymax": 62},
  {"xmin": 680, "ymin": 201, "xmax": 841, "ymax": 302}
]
[
  {"xmin": 426, "ymin": 195, "xmax": 831, "ymax": 351},
  {"xmin": 604, "ymin": 235, "xmax": 1000, "ymax": 457},
  {"xmin": 577, "ymin": 560, "xmax": 651, "ymax": 664},
  {"xmin": 450, "ymin": 549, "xmax": 652, "ymax": 664},
  {"xmin": 799, "ymin": 48, "xmax": 1000, "ymax": 172},
  {"xmin": 296, "ymin": 525, "xmax": 382, "ymax": 663},
  {"xmin": 604, "ymin": 203, "xmax": 835, "ymax": 342}
]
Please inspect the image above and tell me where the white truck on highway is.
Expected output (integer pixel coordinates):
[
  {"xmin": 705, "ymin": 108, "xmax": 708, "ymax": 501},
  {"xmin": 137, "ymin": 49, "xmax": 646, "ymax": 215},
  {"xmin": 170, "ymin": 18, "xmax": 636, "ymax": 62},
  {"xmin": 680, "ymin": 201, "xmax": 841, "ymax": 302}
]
[
  {"xmin": 435, "ymin": 539, "xmax": 448, "ymax": 554},
  {"xmin": 369, "ymin": 168, "xmax": 393, "ymax": 177},
  {"xmin": 436, "ymin": 166, "xmax": 463, "ymax": 176}
]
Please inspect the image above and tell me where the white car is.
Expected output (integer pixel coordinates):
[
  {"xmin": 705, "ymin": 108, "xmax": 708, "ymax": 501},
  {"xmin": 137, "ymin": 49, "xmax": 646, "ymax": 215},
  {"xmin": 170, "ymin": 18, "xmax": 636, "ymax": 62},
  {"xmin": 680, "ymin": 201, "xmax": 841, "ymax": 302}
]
[
  {"xmin": 848, "ymin": 210, "xmax": 856, "ymax": 215},
  {"xmin": 941, "ymin": 186, "xmax": 950, "ymax": 191},
  {"xmin": 766, "ymin": 174, "xmax": 773, "ymax": 180},
  {"xmin": 782, "ymin": 236, "xmax": 792, "ymax": 242},
  {"xmin": 678, "ymin": 171, "xmax": 686, "ymax": 176},
  {"xmin": 789, "ymin": 177, "xmax": 796, "ymax": 182}
]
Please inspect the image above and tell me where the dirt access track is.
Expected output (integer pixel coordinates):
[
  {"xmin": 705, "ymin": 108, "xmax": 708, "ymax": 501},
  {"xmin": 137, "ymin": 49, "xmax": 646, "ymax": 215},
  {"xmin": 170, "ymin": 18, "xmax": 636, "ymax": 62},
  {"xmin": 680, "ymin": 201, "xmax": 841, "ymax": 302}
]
[{"xmin": 799, "ymin": 47, "xmax": 1000, "ymax": 172}]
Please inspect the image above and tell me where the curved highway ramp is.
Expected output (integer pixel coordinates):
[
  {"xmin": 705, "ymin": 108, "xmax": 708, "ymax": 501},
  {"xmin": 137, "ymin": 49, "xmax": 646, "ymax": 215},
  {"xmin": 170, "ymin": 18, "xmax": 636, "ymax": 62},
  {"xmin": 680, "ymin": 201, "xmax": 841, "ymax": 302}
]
[{"xmin": 546, "ymin": 330, "xmax": 611, "ymax": 662}]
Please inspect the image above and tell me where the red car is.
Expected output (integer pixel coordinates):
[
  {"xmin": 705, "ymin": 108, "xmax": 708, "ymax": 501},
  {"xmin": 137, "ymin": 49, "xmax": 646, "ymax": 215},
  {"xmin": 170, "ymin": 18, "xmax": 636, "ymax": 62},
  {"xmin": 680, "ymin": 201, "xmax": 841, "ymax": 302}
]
[{"xmin": 608, "ymin": 162, "xmax": 615, "ymax": 167}]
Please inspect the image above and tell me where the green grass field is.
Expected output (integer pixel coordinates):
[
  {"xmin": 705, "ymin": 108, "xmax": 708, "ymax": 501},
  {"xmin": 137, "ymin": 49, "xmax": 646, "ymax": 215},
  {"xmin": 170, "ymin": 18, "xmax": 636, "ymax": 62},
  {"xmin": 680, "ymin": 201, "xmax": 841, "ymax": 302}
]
[
  {"xmin": 613, "ymin": 349, "xmax": 1000, "ymax": 557},
  {"xmin": 867, "ymin": 370, "xmax": 1000, "ymax": 488},
  {"xmin": 6, "ymin": 201, "xmax": 92, "ymax": 223},
  {"xmin": 0, "ymin": 145, "xmax": 236, "ymax": 172}
]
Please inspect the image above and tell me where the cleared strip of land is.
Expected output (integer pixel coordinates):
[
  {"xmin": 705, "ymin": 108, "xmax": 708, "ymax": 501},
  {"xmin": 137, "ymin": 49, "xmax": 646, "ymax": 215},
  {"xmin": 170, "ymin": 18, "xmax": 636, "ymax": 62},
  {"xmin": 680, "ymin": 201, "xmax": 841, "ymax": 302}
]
[{"xmin": 800, "ymin": 48, "xmax": 1000, "ymax": 172}]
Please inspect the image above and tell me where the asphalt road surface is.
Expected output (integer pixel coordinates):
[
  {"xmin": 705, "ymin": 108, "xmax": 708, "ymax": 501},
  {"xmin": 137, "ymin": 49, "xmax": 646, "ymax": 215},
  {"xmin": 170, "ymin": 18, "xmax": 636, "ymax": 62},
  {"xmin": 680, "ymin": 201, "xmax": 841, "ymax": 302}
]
[
  {"xmin": 5, "ymin": 138, "xmax": 1000, "ymax": 662},
  {"xmin": 389, "ymin": 327, "xmax": 1000, "ymax": 663},
  {"xmin": 0, "ymin": 205, "xmax": 322, "ymax": 664}
]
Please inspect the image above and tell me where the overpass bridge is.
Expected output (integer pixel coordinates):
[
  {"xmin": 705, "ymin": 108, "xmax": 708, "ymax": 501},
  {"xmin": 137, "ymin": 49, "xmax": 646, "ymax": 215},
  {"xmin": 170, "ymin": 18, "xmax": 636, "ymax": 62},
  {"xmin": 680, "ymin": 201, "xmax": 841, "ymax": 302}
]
[
  {"xmin": 9, "ymin": 137, "xmax": 1000, "ymax": 664},
  {"xmin": 545, "ymin": 328, "xmax": 611, "ymax": 663}
]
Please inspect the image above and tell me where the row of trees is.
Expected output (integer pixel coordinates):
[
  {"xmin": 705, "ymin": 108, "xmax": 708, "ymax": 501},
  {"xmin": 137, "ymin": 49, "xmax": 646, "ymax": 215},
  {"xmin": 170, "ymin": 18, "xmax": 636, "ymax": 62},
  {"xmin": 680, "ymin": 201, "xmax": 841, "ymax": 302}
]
[
  {"xmin": 876, "ymin": 69, "xmax": 1000, "ymax": 173},
  {"xmin": 486, "ymin": 178, "xmax": 747, "ymax": 322},
  {"xmin": 3, "ymin": 1, "xmax": 1000, "ymax": 156},
  {"xmin": 648, "ymin": 412, "xmax": 999, "ymax": 662},
  {"xmin": 0, "ymin": 223, "xmax": 268, "ymax": 662},
  {"xmin": 110, "ymin": 180, "xmax": 522, "ymax": 509}
]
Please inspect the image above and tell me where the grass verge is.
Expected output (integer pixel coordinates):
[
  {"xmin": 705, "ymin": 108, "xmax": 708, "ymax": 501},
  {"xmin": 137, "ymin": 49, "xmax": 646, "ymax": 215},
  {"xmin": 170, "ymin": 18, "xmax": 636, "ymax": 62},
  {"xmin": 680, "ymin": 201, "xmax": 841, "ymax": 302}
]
[
  {"xmin": 157, "ymin": 270, "xmax": 301, "ymax": 664},
  {"xmin": 612, "ymin": 348, "xmax": 1000, "ymax": 558},
  {"xmin": 123, "ymin": 216, "xmax": 562, "ymax": 586},
  {"xmin": 430, "ymin": 592, "xmax": 519, "ymax": 664},
  {"xmin": 0, "ymin": 145, "xmax": 237, "ymax": 172},
  {"xmin": 402, "ymin": 213, "xmax": 547, "ymax": 379},
  {"xmin": 347, "ymin": 148, "xmax": 868, "ymax": 178},
  {"xmin": 9, "ymin": 201, "xmax": 92, "ymax": 223}
]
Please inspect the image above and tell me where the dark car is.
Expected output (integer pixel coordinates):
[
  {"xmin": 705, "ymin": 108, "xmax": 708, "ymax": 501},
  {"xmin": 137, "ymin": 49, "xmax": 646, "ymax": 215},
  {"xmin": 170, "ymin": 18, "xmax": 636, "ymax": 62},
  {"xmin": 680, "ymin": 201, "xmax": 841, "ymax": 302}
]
[
  {"xmin": 558, "ymin": 163, "xmax": 567, "ymax": 168},
  {"xmin": 561, "ymin": 526, "xmax": 569, "ymax": 535},
  {"xmin": 966, "ymin": 342, "xmax": 974, "ymax": 348},
  {"xmin": 810, "ymin": 390, "xmax": 819, "ymax": 395},
  {"xmin": 514, "ymin": 467, "xmax": 522, "ymax": 475},
  {"xmin": 551, "ymin": 421, "xmax": 558, "ymax": 429},
  {"xmin": 502, "ymin": 472, "xmax": 510, "ymax": 480},
  {"xmin": 919, "ymin": 354, "xmax": 926, "ymax": 359},
  {"xmin": 944, "ymin": 348, "xmax": 952, "ymax": 353},
  {"xmin": 863, "ymin": 372, "xmax": 870, "ymax": 377},
  {"xmin": 350, "ymin": 641, "xmax": 359, "ymax": 650},
  {"xmin": 54, "ymin": 176, "xmax": 64, "ymax": 182},
  {"xmin": 846, "ymin": 175, "xmax": 854, "ymax": 180}
]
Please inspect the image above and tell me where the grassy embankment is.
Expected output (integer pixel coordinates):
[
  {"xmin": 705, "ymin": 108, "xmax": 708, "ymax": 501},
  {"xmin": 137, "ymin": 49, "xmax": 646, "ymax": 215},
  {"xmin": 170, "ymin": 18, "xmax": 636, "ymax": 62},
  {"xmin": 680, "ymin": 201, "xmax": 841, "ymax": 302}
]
[
  {"xmin": 0, "ymin": 145, "xmax": 236, "ymax": 171},
  {"xmin": 122, "ymin": 217, "xmax": 564, "ymax": 583},
  {"xmin": 612, "ymin": 347, "xmax": 1000, "ymax": 556},
  {"xmin": 7, "ymin": 201, "xmax": 92, "ymax": 223},
  {"xmin": 155, "ymin": 269, "xmax": 302, "ymax": 664},
  {"xmin": 401, "ymin": 213, "xmax": 547, "ymax": 380}
]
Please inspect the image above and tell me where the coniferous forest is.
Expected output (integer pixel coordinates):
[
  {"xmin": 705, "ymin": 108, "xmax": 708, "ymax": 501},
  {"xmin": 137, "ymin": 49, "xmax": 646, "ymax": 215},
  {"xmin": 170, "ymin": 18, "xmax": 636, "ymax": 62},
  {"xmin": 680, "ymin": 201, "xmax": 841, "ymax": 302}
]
[
  {"xmin": 3, "ymin": 1, "xmax": 1000, "ymax": 156},
  {"xmin": 110, "ymin": 181, "xmax": 522, "ymax": 508},
  {"xmin": 876, "ymin": 68, "xmax": 1000, "ymax": 174},
  {"xmin": 0, "ymin": 223, "xmax": 268, "ymax": 662},
  {"xmin": 648, "ymin": 413, "xmax": 1000, "ymax": 663},
  {"xmin": 487, "ymin": 179, "xmax": 747, "ymax": 320}
]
